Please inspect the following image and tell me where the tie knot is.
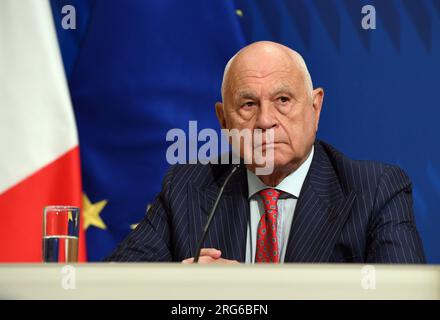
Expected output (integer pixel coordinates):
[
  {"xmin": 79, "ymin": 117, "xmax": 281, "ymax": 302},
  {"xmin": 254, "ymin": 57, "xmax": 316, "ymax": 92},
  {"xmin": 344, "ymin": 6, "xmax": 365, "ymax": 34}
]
[{"xmin": 259, "ymin": 188, "xmax": 281, "ymax": 211}]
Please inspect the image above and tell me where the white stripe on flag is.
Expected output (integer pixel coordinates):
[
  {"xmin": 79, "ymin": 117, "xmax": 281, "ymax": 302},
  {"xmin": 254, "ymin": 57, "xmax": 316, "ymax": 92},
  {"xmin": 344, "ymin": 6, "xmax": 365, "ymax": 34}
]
[{"xmin": 0, "ymin": 0, "xmax": 79, "ymax": 193}]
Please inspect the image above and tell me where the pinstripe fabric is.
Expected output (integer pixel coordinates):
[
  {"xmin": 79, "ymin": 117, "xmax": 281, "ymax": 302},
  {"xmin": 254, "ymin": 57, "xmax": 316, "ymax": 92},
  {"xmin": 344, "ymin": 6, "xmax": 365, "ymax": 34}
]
[{"xmin": 105, "ymin": 140, "xmax": 426, "ymax": 263}]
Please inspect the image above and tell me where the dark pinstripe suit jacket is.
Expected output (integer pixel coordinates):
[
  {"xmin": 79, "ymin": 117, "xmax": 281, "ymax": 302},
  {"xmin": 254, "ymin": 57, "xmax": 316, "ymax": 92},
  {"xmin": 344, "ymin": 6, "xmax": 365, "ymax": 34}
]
[{"xmin": 106, "ymin": 140, "xmax": 425, "ymax": 263}]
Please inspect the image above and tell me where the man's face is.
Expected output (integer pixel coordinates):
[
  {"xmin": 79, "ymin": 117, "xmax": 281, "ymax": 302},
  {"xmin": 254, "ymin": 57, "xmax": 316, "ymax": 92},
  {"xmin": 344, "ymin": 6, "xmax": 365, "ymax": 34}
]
[{"xmin": 216, "ymin": 50, "xmax": 323, "ymax": 172}]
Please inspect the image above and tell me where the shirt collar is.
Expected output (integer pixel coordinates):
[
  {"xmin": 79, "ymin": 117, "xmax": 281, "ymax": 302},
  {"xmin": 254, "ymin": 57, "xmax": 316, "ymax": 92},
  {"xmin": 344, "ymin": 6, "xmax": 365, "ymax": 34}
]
[{"xmin": 246, "ymin": 145, "xmax": 314, "ymax": 199}]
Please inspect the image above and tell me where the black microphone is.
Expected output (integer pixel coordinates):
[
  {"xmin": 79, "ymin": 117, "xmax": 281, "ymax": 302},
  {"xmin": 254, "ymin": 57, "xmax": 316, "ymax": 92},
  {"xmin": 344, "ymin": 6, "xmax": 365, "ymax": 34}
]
[{"xmin": 193, "ymin": 164, "xmax": 242, "ymax": 263}]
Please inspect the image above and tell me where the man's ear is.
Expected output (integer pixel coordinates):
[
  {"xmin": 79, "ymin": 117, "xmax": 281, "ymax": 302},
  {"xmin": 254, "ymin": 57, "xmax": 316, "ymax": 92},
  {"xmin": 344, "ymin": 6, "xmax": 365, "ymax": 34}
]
[
  {"xmin": 312, "ymin": 88, "xmax": 324, "ymax": 130},
  {"xmin": 215, "ymin": 102, "xmax": 227, "ymax": 129}
]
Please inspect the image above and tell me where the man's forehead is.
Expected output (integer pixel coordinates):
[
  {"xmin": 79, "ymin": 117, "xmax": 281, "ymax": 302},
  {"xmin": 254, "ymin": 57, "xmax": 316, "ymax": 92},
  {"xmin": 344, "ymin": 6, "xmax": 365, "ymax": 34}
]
[
  {"xmin": 232, "ymin": 69, "xmax": 295, "ymax": 82},
  {"xmin": 233, "ymin": 83, "xmax": 296, "ymax": 99},
  {"xmin": 229, "ymin": 70, "xmax": 301, "ymax": 92},
  {"xmin": 228, "ymin": 55, "xmax": 303, "ymax": 87}
]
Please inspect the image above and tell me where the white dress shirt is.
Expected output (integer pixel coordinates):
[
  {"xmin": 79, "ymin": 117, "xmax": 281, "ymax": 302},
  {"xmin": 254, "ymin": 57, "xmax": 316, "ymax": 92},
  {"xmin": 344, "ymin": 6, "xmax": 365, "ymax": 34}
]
[{"xmin": 245, "ymin": 146, "xmax": 314, "ymax": 263}]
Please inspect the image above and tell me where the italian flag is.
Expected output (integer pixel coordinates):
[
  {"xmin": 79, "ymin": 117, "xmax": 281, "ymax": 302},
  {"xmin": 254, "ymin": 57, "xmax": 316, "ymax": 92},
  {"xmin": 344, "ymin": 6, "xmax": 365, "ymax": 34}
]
[{"xmin": 0, "ymin": 0, "xmax": 86, "ymax": 262}]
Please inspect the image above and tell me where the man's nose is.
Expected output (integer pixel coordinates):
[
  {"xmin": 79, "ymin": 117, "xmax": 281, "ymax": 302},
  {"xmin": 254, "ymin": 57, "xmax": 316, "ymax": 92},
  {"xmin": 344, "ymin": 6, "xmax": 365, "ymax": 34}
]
[{"xmin": 255, "ymin": 102, "xmax": 278, "ymax": 130}]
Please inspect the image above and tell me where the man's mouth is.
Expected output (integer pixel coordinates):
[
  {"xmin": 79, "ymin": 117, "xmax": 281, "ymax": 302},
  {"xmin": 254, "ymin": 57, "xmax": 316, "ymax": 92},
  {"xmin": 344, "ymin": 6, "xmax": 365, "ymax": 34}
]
[{"xmin": 254, "ymin": 142, "xmax": 283, "ymax": 149}]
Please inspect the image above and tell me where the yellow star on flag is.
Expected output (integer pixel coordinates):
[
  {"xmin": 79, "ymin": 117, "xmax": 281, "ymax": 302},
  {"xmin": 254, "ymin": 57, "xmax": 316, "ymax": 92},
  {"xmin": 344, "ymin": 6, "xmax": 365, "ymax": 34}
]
[
  {"xmin": 68, "ymin": 210, "xmax": 73, "ymax": 222},
  {"xmin": 83, "ymin": 194, "xmax": 108, "ymax": 230}
]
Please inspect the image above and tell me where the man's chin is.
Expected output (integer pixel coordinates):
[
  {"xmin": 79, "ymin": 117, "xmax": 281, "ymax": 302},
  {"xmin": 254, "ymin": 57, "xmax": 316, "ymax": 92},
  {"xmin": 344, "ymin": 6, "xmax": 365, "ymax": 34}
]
[{"xmin": 244, "ymin": 157, "xmax": 287, "ymax": 174}]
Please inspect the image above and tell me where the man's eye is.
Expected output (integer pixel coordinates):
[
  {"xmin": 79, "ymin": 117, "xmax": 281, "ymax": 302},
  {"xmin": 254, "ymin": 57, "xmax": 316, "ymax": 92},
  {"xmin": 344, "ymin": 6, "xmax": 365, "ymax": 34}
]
[
  {"xmin": 242, "ymin": 101, "xmax": 256, "ymax": 108},
  {"xmin": 278, "ymin": 96, "xmax": 290, "ymax": 103}
]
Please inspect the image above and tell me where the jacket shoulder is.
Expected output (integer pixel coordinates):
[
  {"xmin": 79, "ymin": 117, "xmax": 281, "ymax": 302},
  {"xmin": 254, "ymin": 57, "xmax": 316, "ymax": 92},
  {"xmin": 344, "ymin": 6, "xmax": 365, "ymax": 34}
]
[{"xmin": 316, "ymin": 140, "xmax": 411, "ymax": 195}]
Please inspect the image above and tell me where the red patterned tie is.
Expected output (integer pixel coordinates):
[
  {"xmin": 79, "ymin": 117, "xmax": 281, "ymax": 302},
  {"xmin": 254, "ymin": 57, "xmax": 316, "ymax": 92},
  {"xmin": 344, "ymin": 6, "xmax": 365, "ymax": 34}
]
[{"xmin": 256, "ymin": 188, "xmax": 280, "ymax": 263}]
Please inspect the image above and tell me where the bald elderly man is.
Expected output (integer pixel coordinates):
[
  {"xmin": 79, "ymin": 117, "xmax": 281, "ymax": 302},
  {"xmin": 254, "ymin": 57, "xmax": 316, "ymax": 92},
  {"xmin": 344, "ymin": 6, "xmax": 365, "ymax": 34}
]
[{"xmin": 107, "ymin": 41, "xmax": 425, "ymax": 264}]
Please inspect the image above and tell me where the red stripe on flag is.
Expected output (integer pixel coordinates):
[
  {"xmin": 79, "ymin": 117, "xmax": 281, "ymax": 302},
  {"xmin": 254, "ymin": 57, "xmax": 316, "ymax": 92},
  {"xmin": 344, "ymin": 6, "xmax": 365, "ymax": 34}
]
[{"xmin": 0, "ymin": 147, "xmax": 87, "ymax": 262}]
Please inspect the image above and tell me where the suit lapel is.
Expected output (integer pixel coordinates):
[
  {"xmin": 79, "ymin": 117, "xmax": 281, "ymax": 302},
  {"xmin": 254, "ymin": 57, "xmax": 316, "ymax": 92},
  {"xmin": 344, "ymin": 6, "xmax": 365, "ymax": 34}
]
[
  {"xmin": 188, "ymin": 166, "xmax": 249, "ymax": 262},
  {"xmin": 284, "ymin": 142, "xmax": 357, "ymax": 262}
]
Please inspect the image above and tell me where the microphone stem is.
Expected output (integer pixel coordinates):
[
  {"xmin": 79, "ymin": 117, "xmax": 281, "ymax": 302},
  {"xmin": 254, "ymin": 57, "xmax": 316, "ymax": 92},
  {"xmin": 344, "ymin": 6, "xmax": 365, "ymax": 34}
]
[{"xmin": 193, "ymin": 164, "xmax": 240, "ymax": 263}]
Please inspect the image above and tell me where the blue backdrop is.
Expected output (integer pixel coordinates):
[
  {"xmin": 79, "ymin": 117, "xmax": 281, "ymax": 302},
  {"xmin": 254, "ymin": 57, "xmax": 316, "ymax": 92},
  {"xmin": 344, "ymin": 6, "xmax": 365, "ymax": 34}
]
[{"xmin": 50, "ymin": 0, "xmax": 440, "ymax": 263}]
